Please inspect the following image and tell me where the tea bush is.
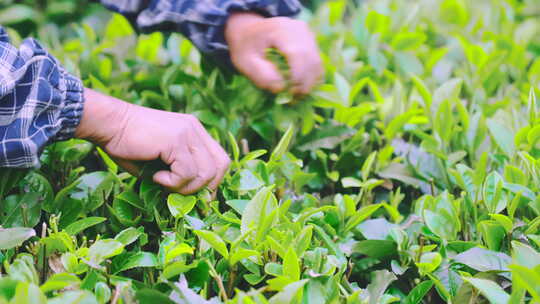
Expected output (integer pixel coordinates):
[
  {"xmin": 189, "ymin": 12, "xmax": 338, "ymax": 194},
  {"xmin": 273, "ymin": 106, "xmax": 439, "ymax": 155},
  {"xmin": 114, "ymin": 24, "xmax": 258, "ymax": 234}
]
[{"xmin": 1, "ymin": 0, "xmax": 540, "ymax": 303}]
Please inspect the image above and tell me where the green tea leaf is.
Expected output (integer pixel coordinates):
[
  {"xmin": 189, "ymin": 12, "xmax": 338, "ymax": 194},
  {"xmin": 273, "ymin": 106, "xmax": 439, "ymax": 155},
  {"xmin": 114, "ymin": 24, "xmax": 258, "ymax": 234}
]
[
  {"xmin": 0, "ymin": 192, "xmax": 41, "ymax": 228},
  {"xmin": 454, "ymin": 247, "xmax": 510, "ymax": 272},
  {"xmin": 241, "ymin": 186, "xmax": 278, "ymax": 238},
  {"xmin": 482, "ymin": 171, "xmax": 506, "ymax": 214},
  {"xmin": 270, "ymin": 125, "xmax": 294, "ymax": 162},
  {"xmin": 167, "ymin": 194, "xmax": 197, "ymax": 218},
  {"xmin": 269, "ymin": 279, "xmax": 308, "ymax": 304},
  {"xmin": 367, "ymin": 270, "xmax": 397, "ymax": 304},
  {"xmin": 416, "ymin": 252, "xmax": 442, "ymax": 275},
  {"xmin": 462, "ymin": 277, "xmax": 510, "ymax": 304},
  {"xmin": 511, "ymin": 241, "xmax": 540, "ymax": 269},
  {"xmin": 87, "ymin": 240, "xmax": 124, "ymax": 265},
  {"xmin": 509, "ymin": 265, "xmax": 540, "ymax": 302},
  {"xmin": 114, "ymin": 252, "xmax": 158, "ymax": 273},
  {"xmin": 345, "ymin": 204, "xmax": 382, "ymax": 232},
  {"xmin": 104, "ymin": 13, "xmax": 134, "ymax": 40},
  {"xmin": 486, "ymin": 118, "xmax": 515, "ymax": 157},
  {"xmin": 283, "ymin": 247, "xmax": 300, "ymax": 281},
  {"xmin": 0, "ymin": 228, "xmax": 35, "ymax": 250},
  {"xmin": 230, "ymin": 249, "xmax": 259, "ymax": 266},
  {"xmin": 352, "ymin": 240, "xmax": 397, "ymax": 259},
  {"xmin": 194, "ymin": 230, "xmax": 229, "ymax": 259},
  {"xmin": 403, "ymin": 280, "xmax": 434, "ymax": 304},
  {"xmin": 40, "ymin": 273, "xmax": 80, "ymax": 293},
  {"xmin": 114, "ymin": 227, "xmax": 142, "ymax": 246},
  {"xmin": 65, "ymin": 217, "xmax": 106, "ymax": 236}
]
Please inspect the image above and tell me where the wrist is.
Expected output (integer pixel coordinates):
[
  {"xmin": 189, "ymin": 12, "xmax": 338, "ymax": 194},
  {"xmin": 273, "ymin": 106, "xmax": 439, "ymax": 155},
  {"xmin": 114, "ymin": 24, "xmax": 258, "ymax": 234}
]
[
  {"xmin": 225, "ymin": 12, "xmax": 265, "ymax": 46},
  {"xmin": 75, "ymin": 88, "xmax": 130, "ymax": 147}
]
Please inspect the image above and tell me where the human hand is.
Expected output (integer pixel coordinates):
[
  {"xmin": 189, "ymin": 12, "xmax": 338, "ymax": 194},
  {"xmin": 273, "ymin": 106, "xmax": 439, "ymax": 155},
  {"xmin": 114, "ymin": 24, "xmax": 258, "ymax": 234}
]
[
  {"xmin": 225, "ymin": 12, "xmax": 323, "ymax": 95},
  {"xmin": 75, "ymin": 88, "xmax": 230, "ymax": 194}
]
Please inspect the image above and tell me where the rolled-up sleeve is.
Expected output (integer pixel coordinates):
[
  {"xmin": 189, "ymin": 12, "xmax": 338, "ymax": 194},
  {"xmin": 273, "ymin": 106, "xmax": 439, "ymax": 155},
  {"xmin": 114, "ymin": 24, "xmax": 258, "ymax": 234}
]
[
  {"xmin": 0, "ymin": 27, "xmax": 84, "ymax": 168},
  {"xmin": 101, "ymin": 0, "xmax": 302, "ymax": 57}
]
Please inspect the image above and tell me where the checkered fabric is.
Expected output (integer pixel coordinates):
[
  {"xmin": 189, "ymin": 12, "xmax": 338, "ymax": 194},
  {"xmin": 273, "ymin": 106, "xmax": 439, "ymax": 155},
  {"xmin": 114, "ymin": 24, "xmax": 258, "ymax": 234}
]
[
  {"xmin": 101, "ymin": 0, "xmax": 302, "ymax": 56},
  {"xmin": 0, "ymin": 0, "xmax": 301, "ymax": 168},
  {"xmin": 0, "ymin": 27, "xmax": 84, "ymax": 168}
]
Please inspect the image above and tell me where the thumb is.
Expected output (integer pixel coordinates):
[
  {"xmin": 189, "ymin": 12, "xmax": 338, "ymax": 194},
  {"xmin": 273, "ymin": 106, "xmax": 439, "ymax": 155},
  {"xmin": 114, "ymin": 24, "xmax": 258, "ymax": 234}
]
[{"xmin": 233, "ymin": 54, "xmax": 286, "ymax": 93}]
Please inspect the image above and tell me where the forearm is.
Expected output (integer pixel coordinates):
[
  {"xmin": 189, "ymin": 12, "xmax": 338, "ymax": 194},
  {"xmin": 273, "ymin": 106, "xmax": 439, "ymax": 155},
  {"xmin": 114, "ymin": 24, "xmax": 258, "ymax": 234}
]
[{"xmin": 74, "ymin": 88, "xmax": 130, "ymax": 147}]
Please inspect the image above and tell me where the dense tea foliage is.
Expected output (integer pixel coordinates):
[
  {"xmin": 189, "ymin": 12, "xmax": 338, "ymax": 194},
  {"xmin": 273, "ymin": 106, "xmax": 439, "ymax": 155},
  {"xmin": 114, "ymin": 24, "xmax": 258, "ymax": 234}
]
[{"xmin": 1, "ymin": 0, "xmax": 540, "ymax": 303}]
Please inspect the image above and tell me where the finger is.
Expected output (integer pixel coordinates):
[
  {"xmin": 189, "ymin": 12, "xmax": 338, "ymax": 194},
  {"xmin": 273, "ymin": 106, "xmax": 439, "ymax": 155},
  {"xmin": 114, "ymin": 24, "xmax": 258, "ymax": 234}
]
[
  {"xmin": 179, "ymin": 150, "xmax": 216, "ymax": 194},
  {"xmin": 179, "ymin": 129, "xmax": 217, "ymax": 195},
  {"xmin": 233, "ymin": 54, "xmax": 286, "ymax": 93},
  {"xmin": 191, "ymin": 122, "xmax": 231, "ymax": 190},
  {"xmin": 272, "ymin": 26, "xmax": 322, "ymax": 95},
  {"xmin": 153, "ymin": 145, "xmax": 197, "ymax": 192},
  {"xmin": 292, "ymin": 53, "xmax": 324, "ymax": 95},
  {"xmin": 281, "ymin": 48, "xmax": 321, "ymax": 95},
  {"xmin": 206, "ymin": 143, "xmax": 230, "ymax": 190}
]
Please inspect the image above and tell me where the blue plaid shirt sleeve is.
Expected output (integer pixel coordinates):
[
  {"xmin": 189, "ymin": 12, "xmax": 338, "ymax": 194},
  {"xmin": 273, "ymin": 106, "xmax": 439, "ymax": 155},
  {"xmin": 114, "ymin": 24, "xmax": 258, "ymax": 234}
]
[
  {"xmin": 100, "ymin": 0, "xmax": 302, "ymax": 57},
  {"xmin": 0, "ymin": 27, "xmax": 84, "ymax": 168}
]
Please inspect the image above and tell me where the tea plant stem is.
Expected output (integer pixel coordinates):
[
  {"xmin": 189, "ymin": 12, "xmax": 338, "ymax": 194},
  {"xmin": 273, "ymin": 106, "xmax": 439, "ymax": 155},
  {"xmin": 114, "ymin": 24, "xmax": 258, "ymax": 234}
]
[
  {"xmin": 469, "ymin": 288, "xmax": 478, "ymax": 304},
  {"xmin": 21, "ymin": 205, "xmax": 29, "ymax": 227},
  {"xmin": 345, "ymin": 260, "xmax": 353, "ymax": 281},
  {"xmin": 462, "ymin": 195, "xmax": 471, "ymax": 242},
  {"xmin": 241, "ymin": 138, "xmax": 250, "ymax": 155},
  {"xmin": 415, "ymin": 236, "xmax": 424, "ymax": 263},
  {"xmin": 473, "ymin": 190, "xmax": 480, "ymax": 242},
  {"xmin": 227, "ymin": 265, "xmax": 237, "ymax": 297},
  {"xmin": 359, "ymin": 188, "xmax": 366, "ymax": 206},
  {"xmin": 174, "ymin": 217, "xmax": 183, "ymax": 239},
  {"xmin": 208, "ymin": 262, "xmax": 228, "ymax": 301},
  {"xmin": 338, "ymin": 282, "xmax": 350, "ymax": 298},
  {"xmin": 270, "ymin": 250, "xmax": 277, "ymax": 263},
  {"xmin": 41, "ymin": 222, "xmax": 47, "ymax": 284},
  {"xmin": 145, "ymin": 268, "xmax": 156, "ymax": 286},
  {"xmin": 111, "ymin": 285, "xmax": 121, "ymax": 304},
  {"xmin": 40, "ymin": 246, "xmax": 47, "ymax": 283}
]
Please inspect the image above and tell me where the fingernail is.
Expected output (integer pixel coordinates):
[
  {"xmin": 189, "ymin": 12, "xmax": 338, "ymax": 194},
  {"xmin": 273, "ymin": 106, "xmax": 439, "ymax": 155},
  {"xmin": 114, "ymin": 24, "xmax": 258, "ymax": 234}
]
[{"xmin": 268, "ymin": 81, "xmax": 286, "ymax": 93}]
